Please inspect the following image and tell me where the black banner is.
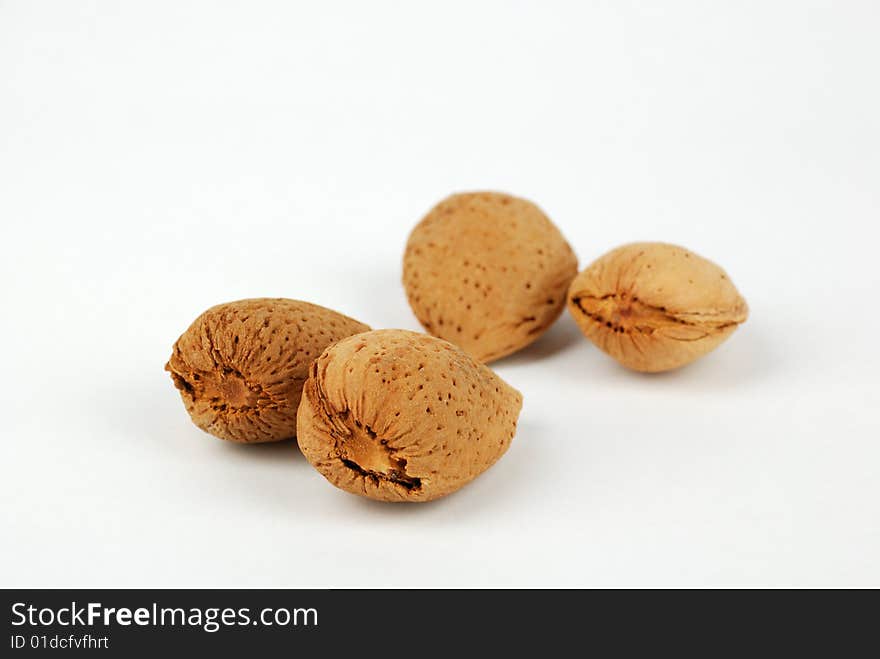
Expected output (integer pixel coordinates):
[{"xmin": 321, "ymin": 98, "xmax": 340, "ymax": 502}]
[{"xmin": 2, "ymin": 589, "xmax": 875, "ymax": 653}]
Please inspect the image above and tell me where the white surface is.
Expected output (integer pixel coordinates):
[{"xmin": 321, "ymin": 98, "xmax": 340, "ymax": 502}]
[{"xmin": 1, "ymin": 0, "xmax": 878, "ymax": 588}]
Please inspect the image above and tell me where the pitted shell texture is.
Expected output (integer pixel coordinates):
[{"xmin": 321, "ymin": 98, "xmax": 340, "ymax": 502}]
[
  {"xmin": 403, "ymin": 191, "xmax": 578, "ymax": 363},
  {"xmin": 296, "ymin": 329, "xmax": 523, "ymax": 502},
  {"xmin": 166, "ymin": 298, "xmax": 370, "ymax": 443}
]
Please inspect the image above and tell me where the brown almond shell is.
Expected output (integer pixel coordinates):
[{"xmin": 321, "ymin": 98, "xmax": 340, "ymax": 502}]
[
  {"xmin": 403, "ymin": 192, "xmax": 577, "ymax": 363},
  {"xmin": 297, "ymin": 329, "xmax": 523, "ymax": 502},
  {"xmin": 567, "ymin": 242, "xmax": 748, "ymax": 372},
  {"xmin": 166, "ymin": 298, "xmax": 370, "ymax": 443}
]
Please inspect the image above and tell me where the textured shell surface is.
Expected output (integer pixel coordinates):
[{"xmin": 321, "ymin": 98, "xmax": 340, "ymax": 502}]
[
  {"xmin": 297, "ymin": 329, "xmax": 523, "ymax": 502},
  {"xmin": 166, "ymin": 298, "xmax": 370, "ymax": 443},
  {"xmin": 567, "ymin": 242, "xmax": 748, "ymax": 372},
  {"xmin": 403, "ymin": 191, "xmax": 578, "ymax": 363}
]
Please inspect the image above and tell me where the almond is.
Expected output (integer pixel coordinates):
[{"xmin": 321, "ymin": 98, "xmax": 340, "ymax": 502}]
[
  {"xmin": 297, "ymin": 329, "xmax": 523, "ymax": 502},
  {"xmin": 166, "ymin": 298, "xmax": 369, "ymax": 442},
  {"xmin": 567, "ymin": 243, "xmax": 748, "ymax": 372},
  {"xmin": 403, "ymin": 191, "xmax": 577, "ymax": 362}
]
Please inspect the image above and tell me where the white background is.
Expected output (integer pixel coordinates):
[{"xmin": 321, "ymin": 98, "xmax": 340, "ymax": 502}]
[{"xmin": 1, "ymin": 1, "xmax": 878, "ymax": 587}]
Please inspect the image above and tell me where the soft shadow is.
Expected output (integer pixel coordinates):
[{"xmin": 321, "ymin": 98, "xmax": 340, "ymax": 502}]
[
  {"xmin": 335, "ymin": 263, "xmax": 421, "ymax": 331},
  {"xmin": 216, "ymin": 437, "xmax": 305, "ymax": 461},
  {"xmin": 494, "ymin": 314, "xmax": 584, "ymax": 366},
  {"xmin": 642, "ymin": 324, "xmax": 777, "ymax": 390},
  {"xmin": 330, "ymin": 418, "xmax": 545, "ymax": 522},
  {"xmin": 564, "ymin": 323, "xmax": 778, "ymax": 392}
]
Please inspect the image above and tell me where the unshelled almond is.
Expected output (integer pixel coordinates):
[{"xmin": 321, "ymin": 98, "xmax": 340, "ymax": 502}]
[
  {"xmin": 297, "ymin": 329, "xmax": 523, "ymax": 502},
  {"xmin": 567, "ymin": 242, "xmax": 748, "ymax": 372},
  {"xmin": 166, "ymin": 298, "xmax": 369, "ymax": 442},
  {"xmin": 403, "ymin": 191, "xmax": 577, "ymax": 362}
]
